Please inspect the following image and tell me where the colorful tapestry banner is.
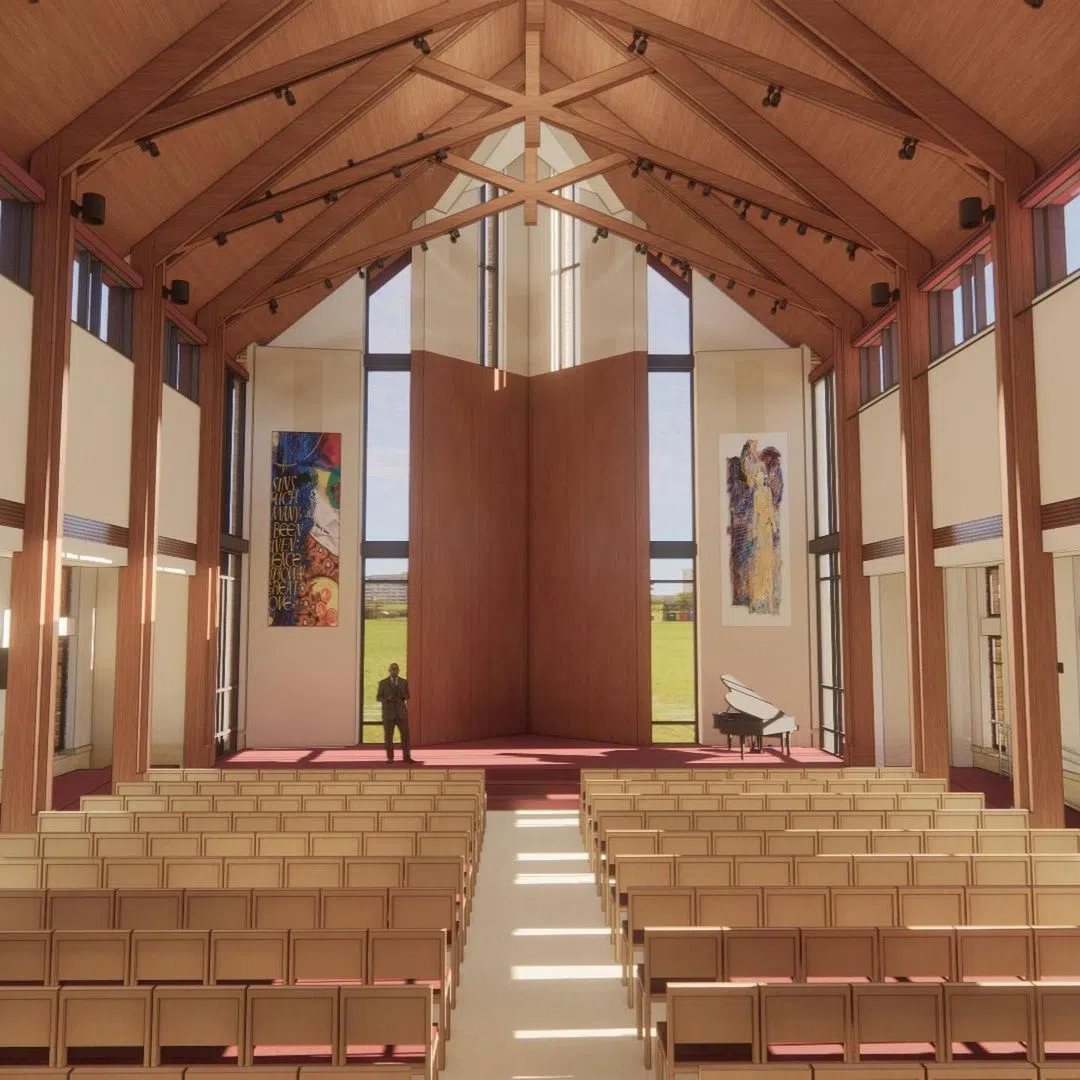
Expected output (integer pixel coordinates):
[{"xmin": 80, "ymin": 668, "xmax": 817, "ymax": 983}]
[{"xmin": 269, "ymin": 431, "xmax": 341, "ymax": 627}]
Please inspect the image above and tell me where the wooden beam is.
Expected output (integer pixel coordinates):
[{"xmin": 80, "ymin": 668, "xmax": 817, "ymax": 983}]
[
  {"xmin": 142, "ymin": 17, "xmax": 483, "ymax": 263},
  {"xmin": 834, "ymin": 324, "xmax": 876, "ymax": 765},
  {"xmin": 0, "ymin": 143, "xmax": 74, "ymax": 832},
  {"xmin": 43, "ymin": 0, "xmax": 307, "ymax": 173},
  {"xmin": 524, "ymin": 0, "xmax": 544, "ymax": 224},
  {"xmin": 761, "ymin": 0, "xmax": 1023, "ymax": 180},
  {"xmin": 554, "ymin": 0, "xmax": 965, "ymax": 160},
  {"xmin": 579, "ymin": 17, "xmax": 924, "ymax": 267},
  {"xmin": 990, "ymin": 168, "xmax": 1065, "ymax": 826},
  {"xmin": 439, "ymin": 150, "xmax": 626, "ymax": 195},
  {"xmin": 183, "ymin": 321, "xmax": 227, "ymax": 768},
  {"xmin": 896, "ymin": 264, "xmax": 949, "ymax": 778},
  {"xmin": 112, "ymin": 0, "xmax": 519, "ymax": 148},
  {"xmin": 112, "ymin": 256, "xmax": 166, "ymax": 784}
]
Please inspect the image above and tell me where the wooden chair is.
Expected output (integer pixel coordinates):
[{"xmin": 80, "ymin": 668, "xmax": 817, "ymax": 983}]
[
  {"xmin": 57, "ymin": 986, "xmax": 152, "ymax": 1066},
  {"xmin": 697, "ymin": 886, "xmax": 764, "ymax": 928},
  {"xmin": 0, "ymin": 929, "xmax": 50, "ymax": 984},
  {"xmin": 150, "ymin": 985, "xmax": 245, "ymax": 1066},
  {"xmin": 802, "ymin": 927, "xmax": 878, "ymax": 982},
  {"xmin": 246, "ymin": 986, "xmax": 338, "ymax": 1066},
  {"xmin": 655, "ymin": 983, "xmax": 760, "ymax": 1080},
  {"xmin": 184, "ymin": 889, "xmax": 252, "ymax": 931},
  {"xmin": 115, "ymin": 889, "xmax": 183, "ymax": 930},
  {"xmin": 956, "ymin": 928, "xmax": 1034, "ymax": 982},
  {"xmin": 0, "ymin": 890, "xmax": 46, "ymax": 930},
  {"xmin": 46, "ymin": 891, "xmax": 113, "ymax": 931},
  {"xmin": 620, "ymin": 887, "xmax": 695, "ymax": 998},
  {"xmin": 725, "ymin": 928, "xmax": 799, "ymax": 983},
  {"xmin": 320, "ymin": 889, "xmax": 388, "ymax": 930},
  {"xmin": 942, "ymin": 982, "xmax": 1036, "ymax": 1061},
  {"xmin": 1034, "ymin": 981, "xmax": 1080, "ymax": 1061},
  {"xmin": 210, "ymin": 931, "xmax": 288, "ymax": 986},
  {"xmin": 1034, "ymin": 927, "xmax": 1080, "ymax": 981},
  {"xmin": 130, "ymin": 930, "xmax": 209, "ymax": 985},
  {"xmin": 51, "ymin": 930, "xmax": 129, "ymax": 985},
  {"xmin": 289, "ymin": 930, "xmax": 367, "ymax": 985},
  {"xmin": 252, "ymin": 889, "xmax": 319, "ymax": 931},
  {"xmin": 760, "ymin": 983, "xmax": 852, "ymax": 1063},
  {"xmin": 852, "ymin": 982, "xmax": 945, "ymax": 1061},
  {"xmin": 0, "ymin": 985, "xmax": 57, "ymax": 1065},
  {"xmin": 880, "ymin": 927, "xmax": 957, "ymax": 983},
  {"xmin": 338, "ymin": 984, "xmax": 436, "ymax": 1080}
]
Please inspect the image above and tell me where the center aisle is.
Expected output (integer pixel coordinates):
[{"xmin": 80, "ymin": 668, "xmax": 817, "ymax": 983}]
[{"xmin": 442, "ymin": 808, "xmax": 651, "ymax": 1080}]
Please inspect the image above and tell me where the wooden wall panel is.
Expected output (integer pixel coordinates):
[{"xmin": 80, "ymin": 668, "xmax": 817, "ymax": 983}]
[
  {"xmin": 408, "ymin": 352, "xmax": 528, "ymax": 745},
  {"xmin": 527, "ymin": 352, "xmax": 651, "ymax": 745}
]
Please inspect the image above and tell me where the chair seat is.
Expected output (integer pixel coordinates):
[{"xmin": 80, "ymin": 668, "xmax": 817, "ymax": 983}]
[{"xmin": 655, "ymin": 1022, "xmax": 755, "ymax": 1063}]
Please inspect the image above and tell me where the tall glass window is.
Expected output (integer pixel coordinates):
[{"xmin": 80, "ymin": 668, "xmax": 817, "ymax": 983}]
[
  {"xmin": 1034, "ymin": 190, "xmax": 1080, "ymax": 293},
  {"xmin": 811, "ymin": 372, "xmax": 843, "ymax": 755},
  {"xmin": 361, "ymin": 262, "xmax": 412, "ymax": 743},
  {"xmin": 164, "ymin": 320, "xmax": 200, "ymax": 403},
  {"xmin": 0, "ymin": 191, "xmax": 32, "ymax": 289},
  {"xmin": 71, "ymin": 244, "xmax": 134, "ymax": 357},
  {"xmin": 550, "ymin": 183, "xmax": 580, "ymax": 370},
  {"xmin": 928, "ymin": 248, "xmax": 995, "ymax": 359},
  {"xmin": 479, "ymin": 182, "xmax": 500, "ymax": 368},
  {"xmin": 647, "ymin": 263, "xmax": 697, "ymax": 744},
  {"xmin": 858, "ymin": 322, "xmax": 898, "ymax": 406}
]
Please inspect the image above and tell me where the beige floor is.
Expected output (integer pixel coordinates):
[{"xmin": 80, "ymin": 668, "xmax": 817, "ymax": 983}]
[{"xmin": 442, "ymin": 808, "xmax": 652, "ymax": 1080}]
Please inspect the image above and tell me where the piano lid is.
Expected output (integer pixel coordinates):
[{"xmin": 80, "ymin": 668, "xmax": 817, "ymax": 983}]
[{"xmin": 724, "ymin": 688, "xmax": 784, "ymax": 722}]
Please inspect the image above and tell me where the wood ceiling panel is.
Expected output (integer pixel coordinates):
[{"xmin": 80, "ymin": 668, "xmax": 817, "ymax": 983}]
[
  {"xmin": 545, "ymin": 0, "xmax": 629, "ymax": 76},
  {"xmin": 83, "ymin": 69, "xmax": 349, "ymax": 256},
  {"xmin": 713, "ymin": 65, "xmax": 975, "ymax": 261},
  {"xmin": 837, "ymin": 0, "xmax": 1080, "ymax": 169},
  {"xmin": 613, "ymin": 0, "xmax": 871, "ymax": 92},
  {"xmin": 198, "ymin": 0, "xmax": 445, "ymax": 88},
  {"xmin": 0, "ymin": 0, "xmax": 224, "ymax": 161}
]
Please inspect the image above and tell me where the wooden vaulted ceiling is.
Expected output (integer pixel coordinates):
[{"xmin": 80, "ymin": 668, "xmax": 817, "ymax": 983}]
[{"xmin": 3, "ymin": 0, "xmax": 1078, "ymax": 361}]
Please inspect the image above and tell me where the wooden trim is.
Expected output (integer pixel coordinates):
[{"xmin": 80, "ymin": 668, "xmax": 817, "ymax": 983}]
[
  {"xmin": 220, "ymin": 533, "xmax": 250, "ymax": 555},
  {"xmin": 808, "ymin": 533, "xmax": 839, "ymax": 556},
  {"xmin": 0, "ymin": 149, "xmax": 44, "ymax": 202},
  {"xmin": 918, "ymin": 225, "xmax": 992, "ymax": 292},
  {"xmin": 225, "ymin": 352, "xmax": 250, "ymax": 380},
  {"xmin": 862, "ymin": 536, "xmax": 904, "ymax": 561},
  {"xmin": 648, "ymin": 252, "xmax": 689, "ymax": 296},
  {"xmin": 0, "ymin": 498, "xmax": 26, "ymax": 530},
  {"xmin": 74, "ymin": 223, "xmax": 143, "ymax": 289},
  {"xmin": 367, "ymin": 251, "xmax": 411, "ymax": 296},
  {"xmin": 932, "ymin": 514, "xmax": 1003, "ymax": 548},
  {"xmin": 1021, "ymin": 144, "xmax": 1080, "ymax": 208},
  {"xmin": 851, "ymin": 305, "xmax": 898, "ymax": 349},
  {"xmin": 157, "ymin": 536, "xmax": 198, "ymax": 560},
  {"xmin": 61, "ymin": 514, "xmax": 128, "ymax": 547},
  {"xmin": 165, "ymin": 302, "xmax": 209, "ymax": 346},
  {"xmin": 1041, "ymin": 496, "xmax": 1080, "ymax": 532},
  {"xmin": 808, "ymin": 355, "xmax": 834, "ymax": 383}
]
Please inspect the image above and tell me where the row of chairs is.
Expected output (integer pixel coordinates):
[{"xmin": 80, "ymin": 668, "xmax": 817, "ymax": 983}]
[
  {"xmin": 0, "ymin": 983, "xmax": 438, "ymax": 1075},
  {"xmin": 116, "ymin": 781, "xmax": 483, "ymax": 798},
  {"xmin": 581, "ymin": 767, "xmax": 918, "ymax": 782},
  {"xmin": 603, "ymin": 827, "xmax": 1080, "ymax": 860},
  {"xmin": 654, "ymin": 980, "xmax": 1080, "ymax": 1079},
  {"xmin": 62, "ymin": 796, "xmax": 483, "ymax": 817},
  {"xmin": 694, "ymin": 1064, "xmax": 1077, "ymax": 1080},
  {"xmin": 634, "ymin": 925, "xmax": 1080, "ymax": 1065},
  {"xmin": 0, "ymin": 1069, "xmax": 415, "ymax": 1080},
  {"xmin": 147, "ymin": 768, "xmax": 484, "ymax": 782}
]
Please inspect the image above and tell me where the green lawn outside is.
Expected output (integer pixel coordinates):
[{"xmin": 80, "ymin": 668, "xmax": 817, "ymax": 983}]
[
  {"xmin": 651, "ymin": 618, "xmax": 697, "ymax": 744},
  {"xmin": 361, "ymin": 615, "xmax": 407, "ymax": 741}
]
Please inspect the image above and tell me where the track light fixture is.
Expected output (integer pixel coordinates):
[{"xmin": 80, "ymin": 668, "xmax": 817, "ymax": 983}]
[
  {"xmin": 779, "ymin": 216, "xmax": 788, "ymax": 226},
  {"xmin": 959, "ymin": 195, "xmax": 996, "ymax": 229},
  {"xmin": 373, "ymin": 259, "xmax": 385, "ymax": 270},
  {"xmin": 702, "ymin": 185, "xmax": 712, "ymax": 197},
  {"xmin": 357, "ymin": 268, "xmax": 365, "ymax": 279},
  {"xmin": 761, "ymin": 207, "xmax": 770, "ymax": 220},
  {"xmin": 70, "ymin": 192, "xmax": 106, "ymax": 227},
  {"xmin": 796, "ymin": 222, "xmax": 808, "ymax": 236},
  {"xmin": 324, "ymin": 191, "xmax": 339, "ymax": 204},
  {"xmin": 708, "ymin": 273, "xmax": 716, "ymax": 283},
  {"xmin": 771, "ymin": 299, "xmax": 780, "ymax": 315},
  {"xmin": 434, "ymin": 148, "xmax": 449, "ymax": 163},
  {"xmin": 137, "ymin": 137, "xmax": 160, "ymax": 158},
  {"xmin": 274, "ymin": 86, "xmax": 297, "ymax": 107},
  {"xmin": 413, "ymin": 34, "xmax": 431, "ymax": 54},
  {"xmin": 846, "ymin": 241, "xmax": 858, "ymax": 261},
  {"xmin": 161, "ymin": 279, "xmax": 190, "ymax": 306},
  {"xmin": 687, "ymin": 178, "xmax": 696, "ymax": 191},
  {"xmin": 762, "ymin": 84, "xmax": 782, "ymax": 108},
  {"xmin": 635, "ymin": 243, "xmax": 648, "ymax": 254},
  {"xmin": 870, "ymin": 282, "xmax": 901, "ymax": 308},
  {"xmin": 1024, "ymin": 0, "xmax": 1043, "ymax": 9},
  {"xmin": 215, "ymin": 231, "xmax": 228, "ymax": 246},
  {"xmin": 823, "ymin": 233, "xmax": 833, "ymax": 243},
  {"xmin": 747, "ymin": 288, "xmax": 756, "ymax": 298},
  {"xmin": 449, "ymin": 229, "xmax": 461, "ymax": 244},
  {"xmin": 726, "ymin": 279, "xmax": 736, "ymax": 289},
  {"xmin": 420, "ymin": 241, "xmax": 429, "ymax": 252},
  {"xmin": 269, "ymin": 298, "xmax": 279, "ymax": 314},
  {"xmin": 324, "ymin": 278, "xmax": 333, "ymax": 290},
  {"xmin": 664, "ymin": 170, "xmax": 673, "ymax": 181},
  {"xmin": 898, "ymin": 136, "xmax": 918, "ymax": 161},
  {"xmin": 739, "ymin": 204, "xmax": 748, "ymax": 220},
  {"xmin": 392, "ymin": 166, "xmax": 402, "ymax": 179},
  {"xmin": 592, "ymin": 226, "xmax": 609, "ymax": 244},
  {"xmin": 627, "ymin": 29, "xmax": 648, "ymax": 54}
]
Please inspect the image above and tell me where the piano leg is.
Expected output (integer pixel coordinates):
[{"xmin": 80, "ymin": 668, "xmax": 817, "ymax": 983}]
[
  {"xmin": 726, "ymin": 734, "xmax": 733, "ymax": 752},
  {"xmin": 738, "ymin": 735, "xmax": 745, "ymax": 760}
]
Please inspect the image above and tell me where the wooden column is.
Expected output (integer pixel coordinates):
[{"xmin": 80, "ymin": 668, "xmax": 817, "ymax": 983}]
[
  {"xmin": 991, "ymin": 171, "xmax": 1065, "ymax": 826},
  {"xmin": 0, "ymin": 144, "xmax": 74, "ymax": 831},
  {"xmin": 183, "ymin": 323, "xmax": 226, "ymax": 767},
  {"xmin": 834, "ymin": 327, "xmax": 875, "ymax": 765},
  {"xmin": 111, "ymin": 254, "xmax": 165, "ymax": 783},
  {"xmin": 897, "ymin": 269, "xmax": 950, "ymax": 778}
]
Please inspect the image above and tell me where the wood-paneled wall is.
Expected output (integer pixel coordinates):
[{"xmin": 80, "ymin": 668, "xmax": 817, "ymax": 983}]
[
  {"xmin": 408, "ymin": 351, "xmax": 529, "ymax": 744},
  {"xmin": 527, "ymin": 353, "xmax": 651, "ymax": 745}
]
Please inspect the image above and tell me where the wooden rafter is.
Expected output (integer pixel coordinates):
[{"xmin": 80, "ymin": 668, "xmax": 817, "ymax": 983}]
[
  {"xmin": 141, "ymin": 17, "xmax": 484, "ymax": 264},
  {"xmin": 201, "ymin": 60, "xmax": 650, "ymax": 240},
  {"xmin": 524, "ymin": 0, "xmax": 545, "ymax": 224},
  {"xmin": 38, "ymin": 0, "xmax": 308, "ymax": 174},
  {"xmin": 108, "ymin": 0, "xmax": 520, "ymax": 150},
  {"xmin": 759, "ymin": 0, "xmax": 1027, "ymax": 181},
  {"xmin": 575, "ymin": 13, "xmax": 924, "ymax": 267},
  {"xmin": 552, "ymin": 0, "xmax": 967, "ymax": 162}
]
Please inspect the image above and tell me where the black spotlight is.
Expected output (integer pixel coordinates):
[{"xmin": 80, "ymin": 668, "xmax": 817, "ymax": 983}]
[
  {"xmin": 373, "ymin": 258, "xmax": 385, "ymax": 270},
  {"xmin": 762, "ymin": 84, "xmax": 782, "ymax": 108},
  {"xmin": 702, "ymin": 185, "xmax": 712, "ymax": 197},
  {"xmin": 747, "ymin": 288, "xmax": 756, "ymax": 298},
  {"xmin": 870, "ymin": 282, "xmax": 901, "ymax": 308},
  {"xmin": 323, "ymin": 191, "xmax": 339, "ymax": 204},
  {"xmin": 274, "ymin": 211, "xmax": 285, "ymax": 224},
  {"xmin": 796, "ymin": 222, "xmax": 808, "ymax": 236},
  {"xmin": 435, "ymin": 148, "xmax": 449, "ymax": 163},
  {"xmin": 708, "ymin": 273, "xmax": 716, "ymax": 282},
  {"xmin": 779, "ymin": 216, "xmax": 789, "ymax": 225},
  {"xmin": 72, "ymin": 191, "xmax": 107, "ymax": 227},
  {"xmin": 634, "ymin": 243, "xmax": 648, "ymax": 254},
  {"xmin": 592, "ymin": 226, "xmax": 609, "ymax": 244},
  {"xmin": 726, "ymin": 279, "xmax": 735, "ymax": 289},
  {"xmin": 687, "ymin": 178, "xmax": 696, "ymax": 190},
  {"xmin": 357, "ymin": 268, "xmax": 365, "ymax": 279},
  {"xmin": 664, "ymin": 170, "xmax": 673, "ymax": 181},
  {"xmin": 846, "ymin": 241, "xmax": 858, "ymax": 261},
  {"xmin": 1024, "ymin": 0, "xmax": 1043, "ymax": 8},
  {"xmin": 413, "ymin": 35, "xmax": 431, "ymax": 54},
  {"xmin": 274, "ymin": 86, "xmax": 296, "ymax": 106},
  {"xmin": 324, "ymin": 278, "xmax": 333, "ymax": 290},
  {"xmin": 760, "ymin": 207, "xmax": 770, "ymax": 220},
  {"xmin": 138, "ymin": 138, "xmax": 161, "ymax": 158},
  {"xmin": 269, "ymin": 298, "xmax": 279, "ymax": 314},
  {"xmin": 823, "ymin": 233, "xmax": 833, "ymax": 243},
  {"xmin": 959, "ymin": 195, "xmax": 995, "ymax": 230},
  {"xmin": 420, "ymin": 241, "xmax": 429, "ymax": 252},
  {"xmin": 449, "ymin": 229, "xmax": 460, "ymax": 244},
  {"xmin": 162, "ymin": 279, "xmax": 190, "ymax": 306},
  {"xmin": 627, "ymin": 29, "xmax": 648, "ymax": 54},
  {"xmin": 898, "ymin": 136, "xmax": 918, "ymax": 161},
  {"xmin": 215, "ymin": 231, "xmax": 228, "ymax": 246},
  {"xmin": 392, "ymin": 166, "xmax": 402, "ymax": 179}
]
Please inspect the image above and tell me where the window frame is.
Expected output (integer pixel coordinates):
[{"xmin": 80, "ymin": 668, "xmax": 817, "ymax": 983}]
[
  {"xmin": 478, "ymin": 181, "xmax": 501, "ymax": 368},
  {"xmin": 0, "ymin": 193, "xmax": 33, "ymax": 290},
  {"xmin": 550, "ymin": 182, "xmax": 581, "ymax": 371},
  {"xmin": 71, "ymin": 243, "xmax": 135, "ymax": 357},
  {"xmin": 164, "ymin": 318, "xmax": 201, "ymax": 403},
  {"xmin": 926, "ymin": 244, "xmax": 995, "ymax": 361}
]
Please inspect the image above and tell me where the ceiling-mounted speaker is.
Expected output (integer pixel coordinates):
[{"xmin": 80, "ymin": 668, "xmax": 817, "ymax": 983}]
[
  {"xmin": 80, "ymin": 192, "xmax": 107, "ymax": 227},
  {"xmin": 870, "ymin": 281, "xmax": 899, "ymax": 308},
  {"xmin": 168, "ymin": 279, "xmax": 190, "ymax": 306}
]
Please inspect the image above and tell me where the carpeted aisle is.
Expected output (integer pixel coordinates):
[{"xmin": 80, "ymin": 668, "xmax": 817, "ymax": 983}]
[{"xmin": 441, "ymin": 808, "xmax": 649, "ymax": 1080}]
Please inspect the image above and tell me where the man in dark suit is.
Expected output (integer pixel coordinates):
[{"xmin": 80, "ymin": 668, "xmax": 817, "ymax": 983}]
[{"xmin": 376, "ymin": 662, "xmax": 413, "ymax": 763}]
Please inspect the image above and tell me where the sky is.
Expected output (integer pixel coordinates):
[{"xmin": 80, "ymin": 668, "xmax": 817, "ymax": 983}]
[{"xmin": 362, "ymin": 258, "xmax": 697, "ymax": 583}]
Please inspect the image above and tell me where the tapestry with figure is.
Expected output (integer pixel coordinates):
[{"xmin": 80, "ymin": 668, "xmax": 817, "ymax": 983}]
[
  {"xmin": 268, "ymin": 431, "xmax": 341, "ymax": 627},
  {"xmin": 721, "ymin": 433, "xmax": 790, "ymax": 627}
]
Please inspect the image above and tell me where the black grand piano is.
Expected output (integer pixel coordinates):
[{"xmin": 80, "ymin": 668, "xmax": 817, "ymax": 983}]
[{"xmin": 712, "ymin": 674, "xmax": 797, "ymax": 757}]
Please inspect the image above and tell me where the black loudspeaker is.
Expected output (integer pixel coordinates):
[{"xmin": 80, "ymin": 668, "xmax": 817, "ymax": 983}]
[
  {"xmin": 80, "ymin": 192, "xmax": 107, "ymax": 227},
  {"xmin": 168, "ymin": 279, "xmax": 191, "ymax": 306},
  {"xmin": 959, "ymin": 196, "xmax": 986, "ymax": 230},
  {"xmin": 870, "ymin": 282, "xmax": 896, "ymax": 308}
]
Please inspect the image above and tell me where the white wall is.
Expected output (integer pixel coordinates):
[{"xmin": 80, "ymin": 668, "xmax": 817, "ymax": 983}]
[
  {"xmin": 695, "ymin": 347, "xmax": 814, "ymax": 746},
  {"xmin": 859, "ymin": 390, "xmax": 904, "ymax": 544},
  {"xmin": 0, "ymin": 555, "xmax": 10, "ymax": 743},
  {"xmin": 245, "ymin": 346, "xmax": 363, "ymax": 747},
  {"xmin": 271, "ymin": 276, "xmax": 367, "ymax": 352},
  {"xmin": 944, "ymin": 566, "xmax": 982, "ymax": 767},
  {"xmin": 150, "ymin": 571, "xmax": 189, "ymax": 765},
  {"xmin": 1056, "ymin": 555, "xmax": 1080, "ymax": 763},
  {"xmin": 66, "ymin": 327, "xmax": 133, "ymax": 528},
  {"xmin": 0, "ymin": 275, "xmax": 32, "ymax": 508},
  {"xmin": 1034, "ymin": 276, "xmax": 1080, "ymax": 507},
  {"xmin": 88, "ymin": 568, "xmax": 119, "ymax": 768},
  {"xmin": 928, "ymin": 332, "xmax": 1002, "ymax": 528},
  {"xmin": 412, "ymin": 211, "xmax": 481, "ymax": 363},
  {"xmin": 158, "ymin": 387, "xmax": 199, "ymax": 545},
  {"xmin": 693, "ymin": 273, "xmax": 788, "ymax": 352},
  {"xmin": 876, "ymin": 571, "xmax": 913, "ymax": 767}
]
